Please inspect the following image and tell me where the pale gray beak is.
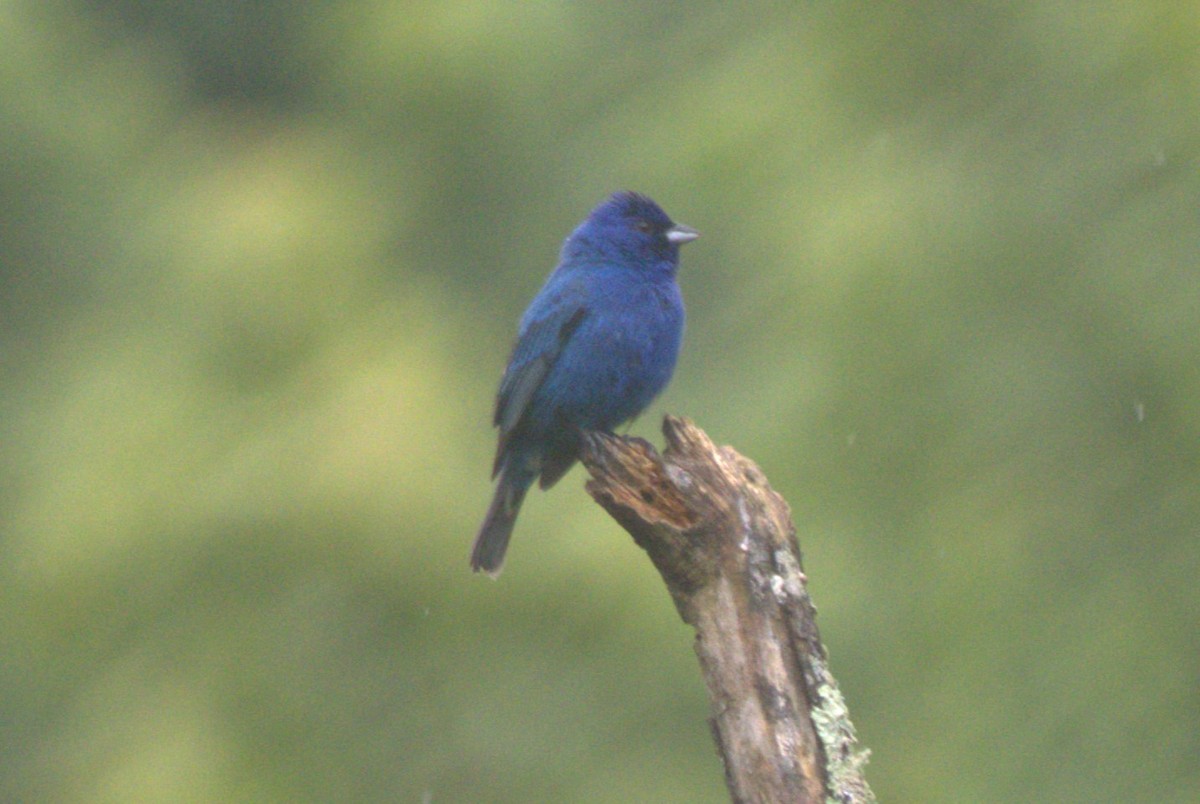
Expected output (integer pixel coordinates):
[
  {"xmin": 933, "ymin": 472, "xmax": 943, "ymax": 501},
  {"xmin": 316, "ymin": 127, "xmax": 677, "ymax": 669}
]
[{"xmin": 666, "ymin": 223, "xmax": 700, "ymax": 245}]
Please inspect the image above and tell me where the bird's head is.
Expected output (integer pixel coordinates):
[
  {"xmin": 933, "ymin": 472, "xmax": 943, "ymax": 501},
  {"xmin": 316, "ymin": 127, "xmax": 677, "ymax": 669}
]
[{"xmin": 563, "ymin": 191, "xmax": 699, "ymax": 272}]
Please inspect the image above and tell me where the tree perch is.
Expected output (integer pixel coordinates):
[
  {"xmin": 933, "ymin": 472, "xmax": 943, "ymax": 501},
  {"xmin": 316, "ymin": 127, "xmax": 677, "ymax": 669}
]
[{"xmin": 580, "ymin": 416, "xmax": 873, "ymax": 804}]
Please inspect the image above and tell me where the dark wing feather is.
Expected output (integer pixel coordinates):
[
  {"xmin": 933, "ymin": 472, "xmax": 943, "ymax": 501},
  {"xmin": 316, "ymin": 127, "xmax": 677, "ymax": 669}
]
[
  {"xmin": 491, "ymin": 305, "xmax": 588, "ymax": 477},
  {"xmin": 537, "ymin": 446, "xmax": 578, "ymax": 490}
]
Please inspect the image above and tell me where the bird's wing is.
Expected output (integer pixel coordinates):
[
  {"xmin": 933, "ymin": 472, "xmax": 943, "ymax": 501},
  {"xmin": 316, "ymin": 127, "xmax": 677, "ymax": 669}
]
[{"xmin": 491, "ymin": 303, "xmax": 588, "ymax": 477}]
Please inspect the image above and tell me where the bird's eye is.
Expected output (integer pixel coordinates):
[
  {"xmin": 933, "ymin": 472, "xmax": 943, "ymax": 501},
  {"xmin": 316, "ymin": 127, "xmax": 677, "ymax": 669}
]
[{"xmin": 634, "ymin": 220, "xmax": 653, "ymax": 234}]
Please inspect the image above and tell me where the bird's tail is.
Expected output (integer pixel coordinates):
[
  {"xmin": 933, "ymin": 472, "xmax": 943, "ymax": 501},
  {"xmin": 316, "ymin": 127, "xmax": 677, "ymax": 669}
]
[{"xmin": 470, "ymin": 466, "xmax": 533, "ymax": 576}]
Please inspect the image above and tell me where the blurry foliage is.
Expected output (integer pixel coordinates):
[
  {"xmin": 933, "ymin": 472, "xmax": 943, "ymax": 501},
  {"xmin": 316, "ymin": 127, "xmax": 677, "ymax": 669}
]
[{"xmin": 2, "ymin": 2, "xmax": 1198, "ymax": 801}]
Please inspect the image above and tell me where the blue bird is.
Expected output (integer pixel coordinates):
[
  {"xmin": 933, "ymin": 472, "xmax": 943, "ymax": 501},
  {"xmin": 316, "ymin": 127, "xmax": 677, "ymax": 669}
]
[{"xmin": 471, "ymin": 192, "xmax": 699, "ymax": 575}]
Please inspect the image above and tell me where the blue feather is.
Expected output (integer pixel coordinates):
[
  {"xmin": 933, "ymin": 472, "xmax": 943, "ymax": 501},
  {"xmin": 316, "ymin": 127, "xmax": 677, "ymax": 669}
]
[{"xmin": 471, "ymin": 192, "xmax": 698, "ymax": 576}]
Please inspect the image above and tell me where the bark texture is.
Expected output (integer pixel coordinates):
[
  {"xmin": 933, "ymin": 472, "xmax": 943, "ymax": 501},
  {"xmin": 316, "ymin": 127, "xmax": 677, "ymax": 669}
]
[{"xmin": 580, "ymin": 416, "xmax": 873, "ymax": 804}]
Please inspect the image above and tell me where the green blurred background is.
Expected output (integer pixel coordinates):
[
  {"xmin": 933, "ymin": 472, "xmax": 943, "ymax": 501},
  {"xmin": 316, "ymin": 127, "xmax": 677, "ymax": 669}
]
[{"xmin": 3, "ymin": 2, "xmax": 1197, "ymax": 801}]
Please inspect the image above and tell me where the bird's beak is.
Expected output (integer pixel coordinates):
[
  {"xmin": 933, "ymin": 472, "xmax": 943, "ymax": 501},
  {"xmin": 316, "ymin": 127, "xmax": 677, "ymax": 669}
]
[{"xmin": 666, "ymin": 224, "xmax": 700, "ymax": 245}]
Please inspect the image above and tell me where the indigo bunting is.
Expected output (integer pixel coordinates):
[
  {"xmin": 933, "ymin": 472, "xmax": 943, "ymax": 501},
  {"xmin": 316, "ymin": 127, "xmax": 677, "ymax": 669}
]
[{"xmin": 471, "ymin": 192, "xmax": 698, "ymax": 575}]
